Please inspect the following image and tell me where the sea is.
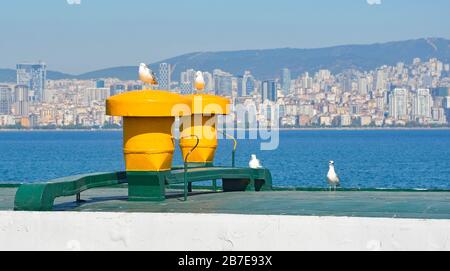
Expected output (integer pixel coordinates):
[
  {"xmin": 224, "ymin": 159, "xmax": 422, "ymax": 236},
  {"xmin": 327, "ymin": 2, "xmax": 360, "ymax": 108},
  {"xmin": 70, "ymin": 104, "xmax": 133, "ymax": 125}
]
[{"xmin": 1, "ymin": 130, "xmax": 449, "ymax": 189}]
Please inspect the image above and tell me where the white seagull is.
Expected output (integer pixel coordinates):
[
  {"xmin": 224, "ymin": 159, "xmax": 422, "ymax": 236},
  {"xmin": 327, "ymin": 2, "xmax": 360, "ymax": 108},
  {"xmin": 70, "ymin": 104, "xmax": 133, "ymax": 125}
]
[
  {"xmin": 249, "ymin": 154, "xmax": 262, "ymax": 169},
  {"xmin": 327, "ymin": 161, "xmax": 341, "ymax": 191},
  {"xmin": 194, "ymin": 71, "xmax": 205, "ymax": 92},
  {"xmin": 139, "ymin": 63, "xmax": 158, "ymax": 88}
]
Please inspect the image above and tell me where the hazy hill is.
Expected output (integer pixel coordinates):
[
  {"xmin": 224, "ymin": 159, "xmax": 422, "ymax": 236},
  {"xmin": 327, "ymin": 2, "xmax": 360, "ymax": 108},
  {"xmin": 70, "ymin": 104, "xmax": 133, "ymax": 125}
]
[
  {"xmin": 1, "ymin": 38, "xmax": 449, "ymax": 82},
  {"xmin": 77, "ymin": 38, "xmax": 450, "ymax": 81}
]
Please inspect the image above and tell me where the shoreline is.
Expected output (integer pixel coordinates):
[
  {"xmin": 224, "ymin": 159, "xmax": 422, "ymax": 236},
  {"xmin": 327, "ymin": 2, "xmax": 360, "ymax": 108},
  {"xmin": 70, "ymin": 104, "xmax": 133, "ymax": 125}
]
[{"xmin": 1, "ymin": 127, "xmax": 450, "ymax": 132}]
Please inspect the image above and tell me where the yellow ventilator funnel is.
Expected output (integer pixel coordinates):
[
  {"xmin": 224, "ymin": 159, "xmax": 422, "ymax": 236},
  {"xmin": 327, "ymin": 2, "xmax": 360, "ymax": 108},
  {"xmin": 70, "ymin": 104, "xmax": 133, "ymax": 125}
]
[
  {"xmin": 107, "ymin": 90, "xmax": 191, "ymax": 172},
  {"xmin": 180, "ymin": 94, "xmax": 230, "ymax": 164}
]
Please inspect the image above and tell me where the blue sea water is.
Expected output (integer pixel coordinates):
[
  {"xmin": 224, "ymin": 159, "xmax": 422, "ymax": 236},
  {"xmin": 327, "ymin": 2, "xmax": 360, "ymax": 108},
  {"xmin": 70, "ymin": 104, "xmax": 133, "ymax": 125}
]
[{"xmin": 0, "ymin": 130, "xmax": 449, "ymax": 189}]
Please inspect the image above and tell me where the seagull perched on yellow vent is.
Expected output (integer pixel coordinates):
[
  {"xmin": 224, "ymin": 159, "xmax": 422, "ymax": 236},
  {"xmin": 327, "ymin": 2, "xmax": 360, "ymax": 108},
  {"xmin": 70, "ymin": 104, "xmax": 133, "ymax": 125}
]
[
  {"xmin": 194, "ymin": 71, "xmax": 206, "ymax": 92},
  {"xmin": 139, "ymin": 63, "xmax": 158, "ymax": 89}
]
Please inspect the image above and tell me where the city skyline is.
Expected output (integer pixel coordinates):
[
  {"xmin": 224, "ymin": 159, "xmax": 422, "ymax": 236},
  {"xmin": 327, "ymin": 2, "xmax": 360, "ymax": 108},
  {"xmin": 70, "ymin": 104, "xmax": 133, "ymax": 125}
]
[
  {"xmin": 1, "ymin": 0, "xmax": 450, "ymax": 73},
  {"xmin": 0, "ymin": 56, "xmax": 449, "ymax": 129}
]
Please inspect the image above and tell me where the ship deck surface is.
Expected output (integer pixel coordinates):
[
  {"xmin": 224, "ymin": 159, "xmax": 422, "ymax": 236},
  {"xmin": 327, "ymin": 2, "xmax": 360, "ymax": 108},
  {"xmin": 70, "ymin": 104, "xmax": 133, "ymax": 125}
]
[{"xmin": 1, "ymin": 187, "xmax": 450, "ymax": 219}]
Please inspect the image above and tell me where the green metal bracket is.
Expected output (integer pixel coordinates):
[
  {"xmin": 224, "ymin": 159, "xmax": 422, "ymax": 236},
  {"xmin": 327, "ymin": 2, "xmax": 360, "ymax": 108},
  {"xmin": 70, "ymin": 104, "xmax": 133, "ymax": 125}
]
[
  {"xmin": 13, "ymin": 167, "xmax": 273, "ymax": 211},
  {"xmin": 166, "ymin": 167, "xmax": 273, "ymax": 192},
  {"xmin": 221, "ymin": 131, "xmax": 237, "ymax": 167},
  {"xmin": 127, "ymin": 171, "xmax": 168, "ymax": 202},
  {"xmin": 14, "ymin": 172, "xmax": 127, "ymax": 211},
  {"xmin": 180, "ymin": 134, "xmax": 200, "ymax": 201}
]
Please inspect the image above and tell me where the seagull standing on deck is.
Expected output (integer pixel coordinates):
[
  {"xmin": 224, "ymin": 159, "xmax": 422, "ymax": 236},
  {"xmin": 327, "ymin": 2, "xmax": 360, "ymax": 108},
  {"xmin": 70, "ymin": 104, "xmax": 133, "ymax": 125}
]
[
  {"xmin": 327, "ymin": 161, "xmax": 341, "ymax": 191},
  {"xmin": 194, "ymin": 71, "xmax": 205, "ymax": 92},
  {"xmin": 139, "ymin": 63, "xmax": 158, "ymax": 89},
  {"xmin": 249, "ymin": 154, "xmax": 262, "ymax": 169}
]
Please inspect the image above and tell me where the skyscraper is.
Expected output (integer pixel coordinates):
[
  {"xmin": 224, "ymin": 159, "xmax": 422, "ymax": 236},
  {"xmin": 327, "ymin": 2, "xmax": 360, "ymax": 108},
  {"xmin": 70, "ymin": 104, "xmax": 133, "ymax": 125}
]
[
  {"xmin": 180, "ymin": 69, "xmax": 196, "ymax": 93},
  {"xmin": 159, "ymin": 63, "xmax": 171, "ymax": 90},
  {"xmin": 110, "ymin": 84, "xmax": 126, "ymax": 96},
  {"xmin": 16, "ymin": 62, "xmax": 47, "ymax": 102},
  {"xmin": 14, "ymin": 85, "xmax": 29, "ymax": 117},
  {"xmin": 239, "ymin": 71, "xmax": 254, "ymax": 97},
  {"xmin": 0, "ymin": 85, "xmax": 12, "ymax": 115},
  {"xmin": 213, "ymin": 69, "xmax": 233, "ymax": 96},
  {"xmin": 358, "ymin": 78, "xmax": 369, "ymax": 95},
  {"xmin": 96, "ymin": 80, "xmax": 105, "ymax": 88},
  {"xmin": 202, "ymin": 72, "xmax": 213, "ymax": 92},
  {"xmin": 389, "ymin": 88, "xmax": 409, "ymax": 120},
  {"xmin": 281, "ymin": 68, "xmax": 291, "ymax": 95},
  {"xmin": 262, "ymin": 80, "xmax": 277, "ymax": 102},
  {"xmin": 85, "ymin": 87, "xmax": 111, "ymax": 105},
  {"xmin": 375, "ymin": 69, "xmax": 386, "ymax": 91},
  {"xmin": 413, "ymin": 89, "xmax": 432, "ymax": 120}
]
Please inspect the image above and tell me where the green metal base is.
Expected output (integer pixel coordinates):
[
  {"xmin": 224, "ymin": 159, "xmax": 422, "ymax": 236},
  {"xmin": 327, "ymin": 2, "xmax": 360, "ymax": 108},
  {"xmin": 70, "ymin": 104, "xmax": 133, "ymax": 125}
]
[
  {"xmin": 127, "ymin": 171, "xmax": 168, "ymax": 202},
  {"xmin": 14, "ymin": 172, "xmax": 128, "ymax": 211},
  {"xmin": 172, "ymin": 162, "xmax": 214, "ymax": 170},
  {"xmin": 14, "ymin": 167, "xmax": 273, "ymax": 211}
]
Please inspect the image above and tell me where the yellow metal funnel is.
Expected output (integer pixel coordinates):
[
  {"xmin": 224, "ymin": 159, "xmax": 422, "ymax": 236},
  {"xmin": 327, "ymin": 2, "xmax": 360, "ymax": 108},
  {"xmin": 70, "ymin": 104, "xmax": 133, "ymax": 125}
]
[
  {"xmin": 180, "ymin": 94, "xmax": 230, "ymax": 164},
  {"xmin": 107, "ymin": 90, "xmax": 191, "ymax": 172}
]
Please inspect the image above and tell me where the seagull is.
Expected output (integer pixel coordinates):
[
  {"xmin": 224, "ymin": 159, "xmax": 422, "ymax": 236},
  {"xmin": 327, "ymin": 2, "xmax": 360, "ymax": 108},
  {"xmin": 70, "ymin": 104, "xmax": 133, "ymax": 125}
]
[
  {"xmin": 327, "ymin": 161, "xmax": 341, "ymax": 191},
  {"xmin": 249, "ymin": 154, "xmax": 262, "ymax": 169},
  {"xmin": 194, "ymin": 71, "xmax": 205, "ymax": 92},
  {"xmin": 139, "ymin": 63, "xmax": 158, "ymax": 89}
]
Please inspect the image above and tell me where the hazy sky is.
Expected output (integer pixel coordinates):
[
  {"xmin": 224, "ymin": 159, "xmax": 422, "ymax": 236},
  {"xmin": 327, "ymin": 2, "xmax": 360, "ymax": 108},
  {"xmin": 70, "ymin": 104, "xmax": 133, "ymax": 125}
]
[{"xmin": 0, "ymin": 0, "xmax": 449, "ymax": 74}]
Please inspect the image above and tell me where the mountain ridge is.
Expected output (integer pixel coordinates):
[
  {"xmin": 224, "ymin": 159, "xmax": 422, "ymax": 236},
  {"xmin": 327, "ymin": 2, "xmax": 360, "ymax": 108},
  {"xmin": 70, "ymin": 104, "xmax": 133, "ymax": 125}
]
[{"xmin": 1, "ymin": 37, "xmax": 449, "ymax": 83}]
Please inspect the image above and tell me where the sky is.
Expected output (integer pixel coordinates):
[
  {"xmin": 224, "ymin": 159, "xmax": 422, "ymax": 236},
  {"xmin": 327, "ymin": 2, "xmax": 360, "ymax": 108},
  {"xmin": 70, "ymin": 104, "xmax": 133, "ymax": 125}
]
[{"xmin": 0, "ymin": 0, "xmax": 449, "ymax": 74}]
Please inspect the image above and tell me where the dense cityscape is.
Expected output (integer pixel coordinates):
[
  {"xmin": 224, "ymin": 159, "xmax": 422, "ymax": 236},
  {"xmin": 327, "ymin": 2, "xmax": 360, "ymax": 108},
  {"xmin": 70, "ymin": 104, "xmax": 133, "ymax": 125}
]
[{"xmin": 0, "ymin": 58, "xmax": 450, "ymax": 129}]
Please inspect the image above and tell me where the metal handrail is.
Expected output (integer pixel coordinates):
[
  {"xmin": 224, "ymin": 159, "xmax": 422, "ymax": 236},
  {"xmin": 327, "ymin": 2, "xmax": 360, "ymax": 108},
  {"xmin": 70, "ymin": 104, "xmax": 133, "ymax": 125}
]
[
  {"xmin": 221, "ymin": 131, "xmax": 237, "ymax": 167},
  {"xmin": 179, "ymin": 135, "xmax": 200, "ymax": 201}
]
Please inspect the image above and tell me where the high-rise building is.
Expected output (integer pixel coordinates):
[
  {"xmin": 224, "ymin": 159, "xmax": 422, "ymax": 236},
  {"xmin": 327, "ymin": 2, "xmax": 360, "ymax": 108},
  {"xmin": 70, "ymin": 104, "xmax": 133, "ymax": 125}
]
[
  {"xmin": 444, "ymin": 97, "xmax": 450, "ymax": 109},
  {"xmin": 389, "ymin": 88, "xmax": 409, "ymax": 120},
  {"xmin": 262, "ymin": 80, "xmax": 277, "ymax": 102},
  {"xmin": 0, "ymin": 85, "xmax": 12, "ymax": 115},
  {"xmin": 127, "ymin": 84, "xmax": 143, "ymax": 91},
  {"xmin": 238, "ymin": 71, "xmax": 255, "ymax": 97},
  {"xmin": 179, "ymin": 82, "xmax": 193, "ymax": 94},
  {"xmin": 159, "ymin": 63, "xmax": 171, "ymax": 90},
  {"xmin": 203, "ymin": 72, "xmax": 213, "ymax": 92},
  {"xmin": 180, "ymin": 69, "xmax": 196, "ymax": 93},
  {"xmin": 96, "ymin": 80, "xmax": 105, "ymax": 88},
  {"xmin": 375, "ymin": 69, "xmax": 387, "ymax": 91},
  {"xmin": 110, "ymin": 84, "xmax": 126, "ymax": 96},
  {"xmin": 85, "ymin": 88, "xmax": 111, "ymax": 105},
  {"xmin": 432, "ymin": 87, "xmax": 450, "ymax": 97},
  {"xmin": 213, "ymin": 69, "xmax": 233, "ymax": 96},
  {"xmin": 358, "ymin": 78, "xmax": 369, "ymax": 95},
  {"xmin": 432, "ymin": 107, "xmax": 447, "ymax": 124},
  {"xmin": 281, "ymin": 68, "xmax": 291, "ymax": 95},
  {"xmin": 413, "ymin": 89, "xmax": 432, "ymax": 120},
  {"xmin": 14, "ymin": 85, "xmax": 29, "ymax": 117},
  {"xmin": 16, "ymin": 62, "xmax": 47, "ymax": 102}
]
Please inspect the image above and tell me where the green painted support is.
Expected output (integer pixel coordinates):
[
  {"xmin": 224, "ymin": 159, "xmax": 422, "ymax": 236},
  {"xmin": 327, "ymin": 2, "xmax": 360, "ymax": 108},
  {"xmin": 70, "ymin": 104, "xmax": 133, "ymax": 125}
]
[
  {"xmin": 0, "ymin": 183, "xmax": 22, "ymax": 188},
  {"xmin": 13, "ymin": 167, "xmax": 273, "ymax": 211},
  {"xmin": 166, "ymin": 167, "xmax": 273, "ymax": 192},
  {"xmin": 14, "ymin": 172, "xmax": 127, "ymax": 211},
  {"xmin": 124, "ymin": 167, "xmax": 273, "ymax": 202},
  {"xmin": 172, "ymin": 162, "xmax": 214, "ymax": 170},
  {"xmin": 127, "ymin": 171, "xmax": 168, "ymax": 202}
]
